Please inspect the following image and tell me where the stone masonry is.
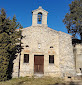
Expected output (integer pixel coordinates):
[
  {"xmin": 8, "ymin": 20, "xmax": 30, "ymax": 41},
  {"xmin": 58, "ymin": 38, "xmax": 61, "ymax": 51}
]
[
  {"xmin": 12, "ymin": 6, "xmax": 76, "ymax": 78},
  {"xmin": 73, "ymin": 44, "xmax": 82, "ymax": 76}
]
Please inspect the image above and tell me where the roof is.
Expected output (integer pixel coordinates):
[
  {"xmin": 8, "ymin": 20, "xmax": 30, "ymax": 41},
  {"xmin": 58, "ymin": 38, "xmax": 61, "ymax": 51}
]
[{"xmin": 32, "ymin": 6, "xmax": 48, "ymax": 14}]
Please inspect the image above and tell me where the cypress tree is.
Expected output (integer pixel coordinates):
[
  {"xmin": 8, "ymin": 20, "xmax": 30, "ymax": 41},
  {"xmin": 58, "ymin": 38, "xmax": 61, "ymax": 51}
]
[{"xmin": 0, "ymin": 8, "xmax": 22, "ymax": 81}]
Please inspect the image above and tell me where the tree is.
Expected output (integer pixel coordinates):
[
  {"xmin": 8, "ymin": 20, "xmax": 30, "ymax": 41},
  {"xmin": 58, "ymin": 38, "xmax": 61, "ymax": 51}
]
[
  {"xmin": 63, "ymin": 0, "xmax": 82, "ymax": 42},
  {"xmin": 0, "ymin": 8, "xmax": 22, "ymax": 81}
]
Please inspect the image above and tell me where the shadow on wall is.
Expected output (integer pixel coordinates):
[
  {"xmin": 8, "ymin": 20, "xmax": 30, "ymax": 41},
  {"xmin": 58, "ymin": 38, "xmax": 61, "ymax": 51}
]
[
  {"xmin": 7, "ymin": 49, "xmax": 18, "ymax": 79},
  {"xmin": 7, "ymin": 35, "xmax": 25, "ymax": 79},
  {"xmin": 7, "ymin": 45, "xmax": 24, "ymax": 79}
]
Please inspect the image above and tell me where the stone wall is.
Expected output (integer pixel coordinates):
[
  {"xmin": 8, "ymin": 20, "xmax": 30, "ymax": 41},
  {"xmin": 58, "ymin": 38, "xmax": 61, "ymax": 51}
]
[
  {"xmin": 12, "ymin": 53, "xmax": 19, "ymax": 78},
  {"xmin": 19, "ymin": 25, "xmax": 61, "ymax": 77},
  {"xmin": 59, "ymin": 31, "xmax": 76, "ymax": 77},
  {"xmin": 12, "ymin": 25, "xmax": 76, "ymax": 78},
  {"xmin": 73, "ymin": 44, "xmax": 82, "ymax": 75}
]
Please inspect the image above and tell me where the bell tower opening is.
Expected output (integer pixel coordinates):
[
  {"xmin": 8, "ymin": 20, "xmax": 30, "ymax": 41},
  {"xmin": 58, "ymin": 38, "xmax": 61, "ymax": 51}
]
[
  {"xmin": 32, "ymin": 6, "xmax": 48, "ymax": 26},
  {"xmin": 37, "ymin": 12, "xmax": 42, "ymax": 24}
]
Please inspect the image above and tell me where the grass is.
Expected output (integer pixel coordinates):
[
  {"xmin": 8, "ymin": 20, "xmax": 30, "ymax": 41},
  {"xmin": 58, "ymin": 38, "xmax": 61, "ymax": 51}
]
[{"xmin": 0, "ymin": 77, "xmax": 65, "ymax": 85}]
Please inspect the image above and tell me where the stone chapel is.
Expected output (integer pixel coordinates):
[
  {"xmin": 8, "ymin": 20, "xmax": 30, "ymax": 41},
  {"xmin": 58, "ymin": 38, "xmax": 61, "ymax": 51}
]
[{"xmin": 12, "ymin": 6, "xmax": 77, "ymax": 78}]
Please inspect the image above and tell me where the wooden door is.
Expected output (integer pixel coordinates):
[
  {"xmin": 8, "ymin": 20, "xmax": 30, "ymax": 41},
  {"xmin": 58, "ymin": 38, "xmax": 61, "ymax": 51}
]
[{"xmin": 34, "ymin": 55, "xmax": 44, "ymax": 74}]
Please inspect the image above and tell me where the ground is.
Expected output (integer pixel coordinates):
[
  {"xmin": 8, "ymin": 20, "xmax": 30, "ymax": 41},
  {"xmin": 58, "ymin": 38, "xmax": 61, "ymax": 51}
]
[{"xmin": 0, "ymin": 77, "xmax": 82, "ymax": 85}]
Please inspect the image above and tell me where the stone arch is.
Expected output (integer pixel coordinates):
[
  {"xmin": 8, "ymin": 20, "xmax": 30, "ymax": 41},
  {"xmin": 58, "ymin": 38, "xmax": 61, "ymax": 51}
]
[{"xmin": 37, "ymin": 12, "xmax": 42, "ymax": 24}]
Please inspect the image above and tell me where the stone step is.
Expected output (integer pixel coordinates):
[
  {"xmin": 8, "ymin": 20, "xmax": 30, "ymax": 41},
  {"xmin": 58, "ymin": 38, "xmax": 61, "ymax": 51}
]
[{"xmin": 34, "ymin": 73, "xmax": 44, "ymax": 78}]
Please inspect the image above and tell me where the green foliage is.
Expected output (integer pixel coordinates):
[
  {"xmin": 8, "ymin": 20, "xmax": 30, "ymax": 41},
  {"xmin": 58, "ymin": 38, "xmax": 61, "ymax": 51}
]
[
  {"xmin": 63, "ymin": 0, "xmax": 82, "ymax": 41},
  {"xmin": 0, "ymin": 8, "xmax": 22, "ymax": 81}
]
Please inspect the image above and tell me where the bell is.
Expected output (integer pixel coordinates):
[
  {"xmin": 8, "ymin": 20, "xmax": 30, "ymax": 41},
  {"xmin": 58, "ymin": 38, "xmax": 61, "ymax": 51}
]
[{"xmin": 38, "ymin": 15, "xmax": 41, "ymax": 22}]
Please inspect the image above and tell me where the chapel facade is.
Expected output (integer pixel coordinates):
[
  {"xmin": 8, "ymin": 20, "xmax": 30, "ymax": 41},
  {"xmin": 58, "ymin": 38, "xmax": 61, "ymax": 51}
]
[{"xmin": 12, "ymin": 6, "xmax": 76, "ymax": 78}]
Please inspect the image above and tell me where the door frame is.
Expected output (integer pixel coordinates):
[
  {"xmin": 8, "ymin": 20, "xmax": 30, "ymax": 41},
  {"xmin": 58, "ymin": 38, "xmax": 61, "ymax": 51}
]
[{"xmin": 34, "ymin": 55, "xmax": 44, "ymax": 74}]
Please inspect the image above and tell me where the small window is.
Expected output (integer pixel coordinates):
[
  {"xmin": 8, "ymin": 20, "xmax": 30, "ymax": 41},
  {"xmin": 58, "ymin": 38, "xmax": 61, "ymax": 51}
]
[
  {"xmin": 24, "ymin": 54, "xmax": 29, "ymax": 63},
  {"xmin": 49, "ymin": 55, "xmax": 54, "ymax": 63},
  {"xmin": 68, "ymin": 76, "xmax": 71, "ymax": 78},
  {"xmin": 50, "ymin": 46, "xmax": 53, "ymax": 48},
  {"xmin": 26, "ymin": 45, "xmax": 29, "ymax": 47}
]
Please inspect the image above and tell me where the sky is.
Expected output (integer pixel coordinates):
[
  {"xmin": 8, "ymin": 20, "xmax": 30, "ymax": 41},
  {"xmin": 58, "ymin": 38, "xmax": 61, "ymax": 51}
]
[{"xmin": 0, "ymin": 0, "xmax": 74, "ymax": 34}]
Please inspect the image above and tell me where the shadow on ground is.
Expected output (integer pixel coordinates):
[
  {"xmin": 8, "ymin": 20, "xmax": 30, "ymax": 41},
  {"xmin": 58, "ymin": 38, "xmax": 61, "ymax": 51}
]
[{"xmin": 49, "ymin": 81, "xmax": 79, "ymax": 85}]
